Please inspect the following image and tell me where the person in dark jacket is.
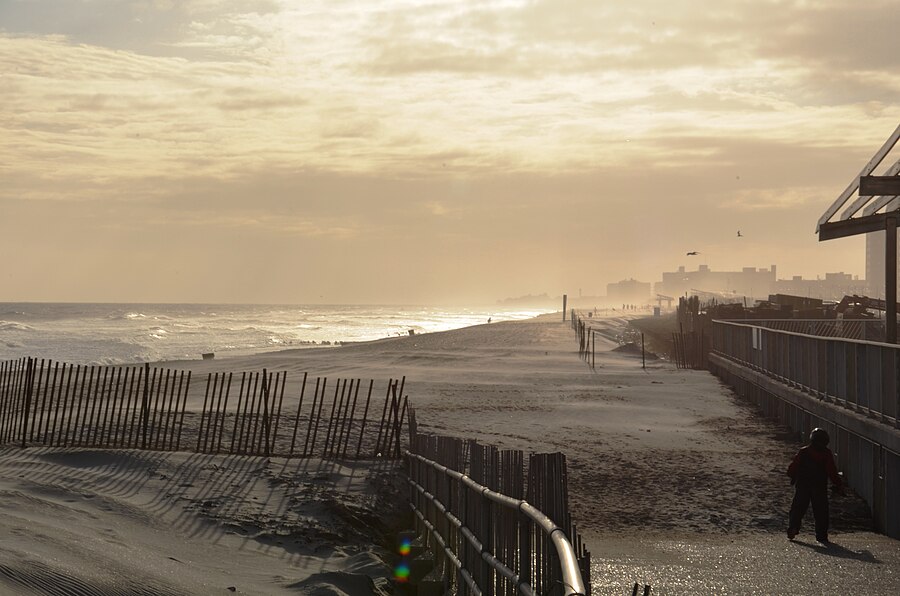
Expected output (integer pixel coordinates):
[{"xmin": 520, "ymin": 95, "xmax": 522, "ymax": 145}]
[{"xmin": 787, "ymin": 428, "xmax": 843, "ymax": 543}]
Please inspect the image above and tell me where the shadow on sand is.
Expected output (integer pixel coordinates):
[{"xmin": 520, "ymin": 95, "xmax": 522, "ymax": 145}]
[{"xmin": 791, "ymin": 539, "xmax": 879, "ymax": 563}]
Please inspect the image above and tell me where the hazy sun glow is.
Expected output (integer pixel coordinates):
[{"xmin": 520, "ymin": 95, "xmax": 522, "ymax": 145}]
[{"xmin": 1, "ymin": 0, "xmax": 897, "ymax": 303}]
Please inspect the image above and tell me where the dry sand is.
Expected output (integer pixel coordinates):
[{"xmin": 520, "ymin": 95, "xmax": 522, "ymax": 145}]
[
  {"xmin": 0, "ymin": 448, "xmax": 402, "ymax": 594},
  {"xmin": 2, "ymin": 312, "xmax": 898, "ymax": 594}
]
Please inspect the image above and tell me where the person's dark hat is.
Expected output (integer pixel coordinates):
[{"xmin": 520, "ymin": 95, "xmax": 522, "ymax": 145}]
[{"xmin": 809, "ymin": 428, "xmax": 830, "ymax": 448}]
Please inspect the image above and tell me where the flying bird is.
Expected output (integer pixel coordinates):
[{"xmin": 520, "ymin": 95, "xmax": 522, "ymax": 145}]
[
  {"xmin": 737, "ymin": 230, "xmax": 743, "ymax": 237},
  {"xmin": 686, "ymin": 251, "xmax": 700, "ymax": 256}
]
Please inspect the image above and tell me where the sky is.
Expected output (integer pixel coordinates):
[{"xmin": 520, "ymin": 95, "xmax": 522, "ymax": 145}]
[{"xmin": 1, "ymin": 0, "xmax": 899, "ymax": 304}]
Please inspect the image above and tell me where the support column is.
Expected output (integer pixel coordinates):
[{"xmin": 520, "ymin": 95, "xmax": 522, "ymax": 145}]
[{"xmin": 886, "ymin": 215, "xmax": 897, "ymax": 344}]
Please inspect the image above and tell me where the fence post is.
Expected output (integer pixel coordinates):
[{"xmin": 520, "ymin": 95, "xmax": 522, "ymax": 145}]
[
  {"xmin": 642, "ymin": 333, "xmax": 646, "ymax": 370},
  {"xmin": 141, "ymin": 362, "xmax": 150, "ymax": 449},
  {"xmin": 21, "ymin": 357, "xmax": 34, "ymax": 448},
  {"xmin": 261, "ymin": 369, "xmax": 271, "ymax": 457}
]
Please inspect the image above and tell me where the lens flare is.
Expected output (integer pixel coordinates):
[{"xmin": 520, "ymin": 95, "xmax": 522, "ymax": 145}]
[
  {"xmin": 399, "ymin": 537, "xmax": 412, "ymax": 556},
  {"xmin": 394, "ymin": 562, "xmax": 410, "ymax": 582}
]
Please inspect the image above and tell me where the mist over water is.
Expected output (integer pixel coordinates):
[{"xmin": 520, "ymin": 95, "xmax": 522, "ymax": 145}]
[{"xmin": 0, "ymin": 303, "xmax": 550, "ymax": 365}]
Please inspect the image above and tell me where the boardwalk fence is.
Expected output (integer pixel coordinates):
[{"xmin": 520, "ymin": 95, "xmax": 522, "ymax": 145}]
[
  {"xmin": 710, "ymin": 321, "xmax": 899, "ymax": 423},
  {"xmin": 0, "ymin": 357, "xmax": 409, "ymax": 459},
  {"xmin": 407, "ymin": 417, "xmax": 590, "ymax": 595},
  {"xmin": 741, "ymin": 319, "xmax": 887, "ymax": 342},
  {"xmin": 709, "ymin": 320, "xmax": 900, "ymax": 537}
]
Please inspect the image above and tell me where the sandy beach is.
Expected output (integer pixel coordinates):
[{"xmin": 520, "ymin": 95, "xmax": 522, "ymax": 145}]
[{"xmin": 2, "ymin": 312, "xmax": 898, "ymax": 594}]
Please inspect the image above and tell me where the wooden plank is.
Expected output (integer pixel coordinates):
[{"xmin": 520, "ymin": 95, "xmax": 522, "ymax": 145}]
[
  {"xmin": 75, "ymin": 366, "xmax": 95, "ymax": 446},
  {"xmin": 247, "ymin": 372, "xmax": 263, "ymax": 453},
  {"xmin": 196, "ymin": 373, "xmax": 213, "ymax": 452},
  {"xmin": 100, "ymin": 367, "xmax": 122, "ymax": 446},
  {"xmin": 150, "ymin": 369, "xmax": 169, "ymax": 449},
  {"xmin": 818, "ymin": 211, "xmax": 896, "ymax": 241},
  {"xmin": 303, "ymin": 377, "xmax": 322, "ymax": 456},
  {"xmin": 341, "ymin": 379, "xmax": 361, "ymax": 458},
  {"xmin": 0, "ymin": 361, "xmax": 9, "ymax": 442},
  {"xmin": 288, "ymin": 372, "xmax": 308, "ymax": 457},
  {"xmin": 270, "ymin": 372, "xmax": 287, "ymax": 454},
  {"xmin": 259, "ymin": 370, "xmax": 272, "ymax": 456},
  {"xmin": 860, "ymin": 176, "xmax": 900, "ymax": 196},
  {"xmin": 842, "ymin": 160, "xmax": 900, "ymax": 217},
  {"xmin": 373, "ymin": 379, "xmax": 393, "ymax": 457},
  {"xmin": 62, "ymin": 364, "xmax": 80, "ymax": 446},
  {"xmin": 206, "ymin": 372, "xmax": 224, "ymax": 452},
  {"xmin": 43, "ymin": 362, "xmax": 60, "ymax": 444},
  {"xmin": 175, "ymin": 371, "xmax": 192, "ymax": 451},
  {"xmin": 29, "ymin": 359, "xmax": 45, "ymax": 442},
  {"xmin": 85, "ymin": 366, "xmax": 107, "ymax": 446},
  {"xmin": 322, "ymin": 379, "xmax": 342, "ymax": 456},
  {"xmin": 112, "ymin": 366, "xmax": 131, "ymax": 447},
  {"xmin": 238, "ymin": 372, "xmax": 259, "ymax": 453},
  {"xmin": 141, "ymin": 364, "xmax": 152, "ymax": 449},
  {"xmin": 215, "ymin": 372, "xmax": 233, "ymax": 453},
  {"xmin": 161, "ymin": 369, "xmax": 180, "ymax": 450},
  {"xmin": 127, "ymin": 365, "xmax": 144, "ymax": 447},
  {"xmin": 21, "ymin": 358, "xmax": 35, "ymax": 447},
  {"xmin": 354, "ymin": 379, "xmax": 374, "ymax": 459}
]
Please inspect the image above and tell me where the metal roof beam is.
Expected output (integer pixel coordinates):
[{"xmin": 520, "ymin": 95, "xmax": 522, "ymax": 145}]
[
  {"xmin": 816, "ymin": 124, "xmax": 900, "ymax": 232},
  {"xmin": 841, "ymin": 159, "xmax": 900, "ymax": 218}
]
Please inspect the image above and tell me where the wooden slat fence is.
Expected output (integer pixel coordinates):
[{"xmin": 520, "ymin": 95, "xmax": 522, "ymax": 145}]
[
  {"xmin": 0, "ymin": 357, "xmax": 409, "ymax": 459},
  {"xmin": 671, "ymin": 331, "xmax": 707, "ymax": 370},
  {"xmin": 407, "ymin": 423, "xmax": 591, "ymax": 595},
  {"xmin": 570, "ymin": 310, "xmax": 597, "ymax": 370}
]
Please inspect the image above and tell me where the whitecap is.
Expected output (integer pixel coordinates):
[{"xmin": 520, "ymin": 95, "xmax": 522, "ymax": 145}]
[{"xmin": 0, "ymin": 321, "xmax": 34, "ymax": 332}]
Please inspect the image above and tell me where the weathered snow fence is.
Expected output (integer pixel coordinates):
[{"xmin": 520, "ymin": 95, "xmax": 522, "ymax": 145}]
[
  {"xmin": 406, "ymin": 425, "xmax": 590, "ymax": 595},
  {"xmin": 0, "ymin": 358, "xmax": 410, "ymax": 460}
]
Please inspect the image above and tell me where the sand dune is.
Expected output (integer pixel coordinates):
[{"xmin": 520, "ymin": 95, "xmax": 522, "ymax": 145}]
[{"xmin": 0, "ymin": 448, "xmax": 399, "ymax": 594}]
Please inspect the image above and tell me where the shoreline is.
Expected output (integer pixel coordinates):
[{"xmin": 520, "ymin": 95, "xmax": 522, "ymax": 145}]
[
  {"xmin": 1, "ymin": 303, "xmax": 556, "ymax": 366},
  {"xmin": 147, "ymin": 309, "xmax": 568, "ymax": 368}
]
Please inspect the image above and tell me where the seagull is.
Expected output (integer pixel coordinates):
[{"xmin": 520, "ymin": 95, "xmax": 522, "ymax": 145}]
[
  {"xmin": 737, "ymin": 230, "xmax": 743, "ymax": 237},
  {"xmin": 686, "ymin": 251, "xmax": 700, "ymax": 256}
]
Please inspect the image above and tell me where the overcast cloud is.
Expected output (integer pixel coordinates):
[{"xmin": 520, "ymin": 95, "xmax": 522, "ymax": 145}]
[{"xmin": 1, "ymin": 0, "xmax": 898, "ymax": 303}]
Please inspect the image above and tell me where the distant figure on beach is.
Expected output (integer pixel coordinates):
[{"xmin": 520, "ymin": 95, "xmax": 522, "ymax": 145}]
[
  {"xmin": 787, "ymin": 428, "xmax": 843, "ymax": 544},
  {"xmin": 487, "ymin": 317, "xmax": 491, "ymax": 323}
]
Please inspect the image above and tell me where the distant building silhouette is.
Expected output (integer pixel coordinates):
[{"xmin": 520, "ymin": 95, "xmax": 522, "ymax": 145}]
[
  {"xmin": 655, "ymin": 264, "xmax": 777, "ymax": 300},
  {"xmin": 866, "ymin": 230, "xmax": 900, "ymax": 300},
  {"xmin": 606, "ymin": 279, "xmax": 651, "ymax": 304},
  {"xmin": 773, "ymin": 272, "xmax": 866, "ymax": 301}
]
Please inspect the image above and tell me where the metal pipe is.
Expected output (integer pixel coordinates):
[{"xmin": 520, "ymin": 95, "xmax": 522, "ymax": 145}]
[
  {"xmin": 409, "ymin": 478, "xmax": 538, "ymax": 596},
  {"xmin": 407, "ymin": 451, "xmax": 586, "ymax": 596},
  {"xmin": 411, "ymin": 505, "xmax": 483, "ymax": 596}
]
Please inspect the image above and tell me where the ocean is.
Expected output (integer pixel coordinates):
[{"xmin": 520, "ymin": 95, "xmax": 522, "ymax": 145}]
[{"xmin": 0, "ymin": 303, "xmax": 550, "ymax": 365}]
